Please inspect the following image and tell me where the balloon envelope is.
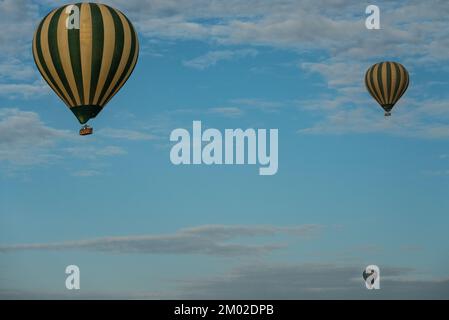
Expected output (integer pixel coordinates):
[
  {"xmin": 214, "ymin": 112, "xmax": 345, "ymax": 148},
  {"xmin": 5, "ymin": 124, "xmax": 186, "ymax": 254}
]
[
  {"xmin": 32, "ymin": 3, "xmax": 139, "ymax": 124},
  {"xmin": 365, "ymin": 61, "xmax": 409, "ymax": 116}
]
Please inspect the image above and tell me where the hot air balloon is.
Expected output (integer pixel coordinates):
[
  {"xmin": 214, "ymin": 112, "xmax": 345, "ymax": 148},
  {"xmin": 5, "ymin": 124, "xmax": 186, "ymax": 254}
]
[
  {"xmin": 32, "ymin": 3, "xmax": 139, "ymax": 135},
  {"xmin": 365, "ymin": 61, "xmax": 409, "ymax": 116}
]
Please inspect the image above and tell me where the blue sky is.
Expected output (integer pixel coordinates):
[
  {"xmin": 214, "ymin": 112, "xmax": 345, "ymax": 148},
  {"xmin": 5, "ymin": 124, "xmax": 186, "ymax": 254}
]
[{"xmin": 0, "ymin": 0, "xmax": 448, "ymax": 299}]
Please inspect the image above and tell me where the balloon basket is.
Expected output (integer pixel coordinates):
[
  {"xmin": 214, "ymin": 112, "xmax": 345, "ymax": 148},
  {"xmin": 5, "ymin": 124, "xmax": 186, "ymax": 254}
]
[
  {"xmin": 384, "ymin": 112, "xmax": 391, "ymax": 117},
  {"xmin": 79, "ymin": 125, "xmax": 93, "ymax": 136}
]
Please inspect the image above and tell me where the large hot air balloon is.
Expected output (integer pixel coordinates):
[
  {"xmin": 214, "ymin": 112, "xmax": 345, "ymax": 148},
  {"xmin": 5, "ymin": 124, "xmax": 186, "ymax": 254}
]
[
  {"xmin": 365, "ymin": 61, "xmax": 409, "ymax": 116},
  {"xmin": 32, "ymin": 3, "xmax": 139, "ymax": 135}
]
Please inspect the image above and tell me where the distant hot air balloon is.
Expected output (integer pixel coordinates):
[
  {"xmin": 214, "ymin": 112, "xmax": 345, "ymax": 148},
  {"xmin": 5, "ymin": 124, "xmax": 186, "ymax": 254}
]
[
  {"xmin": 32, "ymin": 3, "xmax": 139, "ymax": 135},
  {"xmin": 365, "ymin": 61, "xmax": 409, "ymax": 116}
]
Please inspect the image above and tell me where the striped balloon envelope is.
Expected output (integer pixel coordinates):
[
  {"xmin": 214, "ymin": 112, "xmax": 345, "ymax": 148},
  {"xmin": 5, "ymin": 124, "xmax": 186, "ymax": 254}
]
[
  {"xmin": 32, "ymin": 3, "xmax": 139, "ymax": 134},
  {"xmin": 364, "ymin": 61, "xmax": 409, "ymax": 116}
]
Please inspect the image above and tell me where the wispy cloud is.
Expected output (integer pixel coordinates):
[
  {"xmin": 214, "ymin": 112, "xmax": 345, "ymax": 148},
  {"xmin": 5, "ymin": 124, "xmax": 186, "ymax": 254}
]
[
  {"xmin": 0, "ymin": 59, "xmax": 39, "ymax": 81},
  {"xmin": 208, "ymin": 107, "xmax": 243, "ymax": 117},
  {"xmin": 71, "ymin": 170, "xmax": 102, "ymax": 177},
  {"xmin": 0, "ymin": 289, "xmax": 165, "ymax": 300},
  {"xmin": 97, "ymin": 128, "xmax": 158, "ymax": 141},
  {"xmin": 0, "ymin": 108, "xmax": 132, "ymax": 175},
  {"xmin": 2, "ymin": 0, "xmax": 449, "ymax": 139},
  {"xmin": 95, "ymin": 146, "xmax": 128, "ymax": 156},
  {"xmin": 0, "ymin": 0, "xmax": 39, "ymax": 59},
  {"xmin": 230, "ymin": 98, "xmax": 283, "ymax": 113},
  {"xmin": 176, "ymin": 263, "xmax": 449, "ymax": 299},
  {"xmin": 301, "ymin": 62, "xmax": 366, "ymax": 89},
  {"xmin": 96, "ymin": 1, "xmax": 449, "ymax": 64},
  {"xmin": 0, "ymin": 81, "xmax": 50, "ymax": 99},
  {"xmin": 1, "ymin": 262, "xmax": 447, "ymax": 299},
  {"xmin": 64, "ymin": 145, "xmax": 128, "ymax": 160},
  {"xmin": 0, "ymin": 108, "xmax": 70, "ymax": 166},
  {"xmin": 0, "ymin": 1, "xmax": 48, "ymax": 100},
  {"xmin": 422, "ymin": 169, "xmax": 449, "ymax": 177},
  {"xmin": 0, "ymin": 224, "xmax": 323, "ymax": 256},
  {"xmin": 298, "ymin": 97, "xmax": 449, "ymax": 139},
  {"xmin": 296, "ymin": 55, "xmax": 449, "ymax": 139},
  {"xmin": 96, "ymin": 0, "xmax": 449, "ymax": 139},
  {"xmin": 183, "ymin": 49, "xmax": 258, "ymax": 70}
]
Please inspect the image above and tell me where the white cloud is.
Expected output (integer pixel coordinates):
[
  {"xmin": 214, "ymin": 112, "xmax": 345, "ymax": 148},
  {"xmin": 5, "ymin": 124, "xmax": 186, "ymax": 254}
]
[
  {"xmin": 301, "ymin": 62, "xmax": 366, "ymax": 89},
  {"xmin": 64, "ymin": 145, "xmax": 128, "ymax": 160},
  {"xmin": 102, "ymin": 0, "xmax": 449, "ymax": 140},
  {"xmin": 183, "ymin": 49, "xmax": 257, "ymax": 69},
  {"xmin": 0, "ymin": 0, "xmax": 39, "ymax": 59},
  {"xmin": 0, "ymin": 1, "xmax": 46, "ymax": 100},
  {"xmin": 422, "ymin": 169, "xmax": 449, "ymax": 177},
  {"xmin": 2, "ymin": 0, "xmax": 449, "ymax": 138},
  {"xmin": 95, "ymin": 146, "xmax": 128, "ymax": 156},
  {"xmin": 3, "ymin": 1, "xmax": 449, "ymax": 77},
  {"xmin": 0, "ymin": 1, "xmax": 75, "ymax": 102},
  {"xmin": 91, "ymin": 0, "xmax": 449, "ymax": 64},
  {"xmin": 297, "ymin": 56, "xmax": 449, "ymax": 139},
  {"xmin": 298, "ymin": 97, "xmax": 449, "ymax": 139},
  {"xmin": 0, "ymin": 108, "xmax": 133, "ymax": 174},
  {"xmin": 230, "ymin": 98, "xmax": 283, "ymax": 113},
  {"xmin": 0, "ymin": 108, "xmax": 70, "ymax": 165},
  {"xmin": 299, "ymin": 108, "xmax": 402, "ymax": 135},
  {"xmin": 0, "ymin": 59, "xmax": 38, "ymax": 81},
  {"xmin": 0, "ymin": 81, "xmax": 50, "ymax": 99},
  {"xmin": 98, "ymin": 128, "xmax": 158, "ymax": 141},
  {"xmin": 208, "ymin": 107, "xmax": 243, "ymax": 117},
  {"xmin": 71, "ymin": 170, "xmax": 102, "ymax": 177}
]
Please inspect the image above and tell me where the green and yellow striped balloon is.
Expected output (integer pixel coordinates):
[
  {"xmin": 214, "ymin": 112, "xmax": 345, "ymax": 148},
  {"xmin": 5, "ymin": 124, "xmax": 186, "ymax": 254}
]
[
  {"xmin": 32, "ymin": 2, "xmax": 139, "ymax": 125},
  {"xmin": 365, "ymin": 61, "xmax": 409, "ymax": 116}
]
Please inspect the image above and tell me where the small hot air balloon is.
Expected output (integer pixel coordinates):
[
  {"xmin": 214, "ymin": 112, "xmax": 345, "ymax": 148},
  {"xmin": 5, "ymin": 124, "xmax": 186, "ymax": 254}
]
[
  {"xmin": 32, "ymin": 3, "xmax": 139, "ymax": 135},
  {"xmin": 365, "ymin": 61, "xmax": 409, "ymax": 116}
]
